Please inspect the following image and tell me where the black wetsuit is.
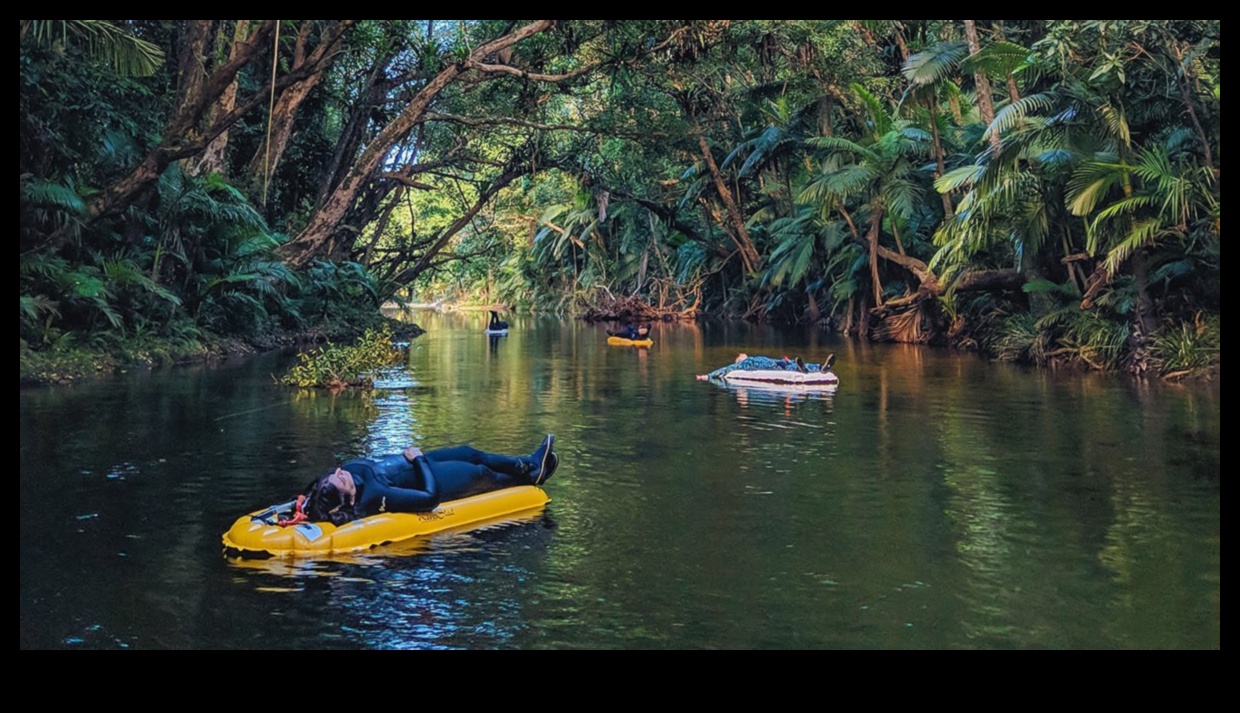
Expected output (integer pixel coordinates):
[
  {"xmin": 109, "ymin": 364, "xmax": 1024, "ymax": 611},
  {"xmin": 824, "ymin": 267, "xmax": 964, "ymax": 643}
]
[{"xmin": 340, "ymin": 446, "xmax": 533, "ymax": 515}]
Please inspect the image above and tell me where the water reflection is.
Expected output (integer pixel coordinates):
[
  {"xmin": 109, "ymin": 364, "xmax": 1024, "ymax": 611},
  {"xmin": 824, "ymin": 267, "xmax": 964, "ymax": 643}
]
[{"xmin": 713, "ymin": 380, "xmax": 838, "ymax": 407}]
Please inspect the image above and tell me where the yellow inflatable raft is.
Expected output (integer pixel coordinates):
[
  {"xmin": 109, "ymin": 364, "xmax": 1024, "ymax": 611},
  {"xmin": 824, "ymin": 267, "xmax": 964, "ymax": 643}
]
[
  {"xmin": 221, "ymin": 485, "xmax": 550, "ymax": 558},
  {"xmin": 607, "ymin": 336, "xmax": 654, "ymax": 347}
]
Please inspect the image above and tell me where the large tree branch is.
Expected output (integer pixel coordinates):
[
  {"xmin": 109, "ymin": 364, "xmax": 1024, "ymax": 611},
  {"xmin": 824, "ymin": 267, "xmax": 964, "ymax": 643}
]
[
  {"xmin": 244, "ymin": 20, "xmax": 358, "ymax": 194},
  {"xmin": 166, "ymin": 21, "xmax": 280, "ymax": 144},
  {"xmin": 281, "ymin": 20, "xmax": 555, "ymax": 268},
  {"xmin": 465, "ymin": 60, "xmax": 593, "ymax": 82},
  {"xmin": 605, "ymin": 186, "xmax": 713, "ymax": 246},
  {"xmin": 952, "ymin": 268, "xmax": 1025, "ymax": 293},
  {"xmin": 424, "ymin": 111, "xmax": 646, "ymax": 138},
  {"xmin": 377, "ymin": 173, "xmax": 436, "ymax": 190},
  {"xmin": 874, "ymin": 241, "xmax": 939, "ymax": 294},
  {"xmin": 87, "ymin": 21, "xmax": 279, "ymax": 222},
  {"xmin": 386, "ymin": 169, "xmax": 526, "ymax": 285}
]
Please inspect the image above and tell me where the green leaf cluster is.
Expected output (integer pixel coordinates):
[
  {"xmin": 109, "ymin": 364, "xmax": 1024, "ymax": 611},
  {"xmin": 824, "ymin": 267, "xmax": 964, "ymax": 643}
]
[{"xmin": 278, "ymin": 324, "xmax": 405, "ymax": 390}]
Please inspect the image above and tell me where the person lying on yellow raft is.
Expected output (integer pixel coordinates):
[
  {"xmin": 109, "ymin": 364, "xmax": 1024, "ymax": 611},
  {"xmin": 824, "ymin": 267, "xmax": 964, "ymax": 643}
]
[
  {"xmin": 291, "ymin": 435, "xmax": 559, "ymax": 526},
  {"xmin": 222, "ymin": 436, "xmax": 558, "ymax": 557}
]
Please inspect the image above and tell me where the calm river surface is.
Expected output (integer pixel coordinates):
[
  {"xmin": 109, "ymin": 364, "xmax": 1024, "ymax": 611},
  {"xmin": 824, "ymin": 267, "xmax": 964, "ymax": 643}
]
[{"xmin": 20, "ymin": 310, "xmax": 1220, "ymax": 649}]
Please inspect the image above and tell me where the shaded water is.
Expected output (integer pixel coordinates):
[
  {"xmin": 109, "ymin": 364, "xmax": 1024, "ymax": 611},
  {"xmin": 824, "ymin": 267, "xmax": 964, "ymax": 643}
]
[{"xmin": 20, "ymin": 311, "xmax": 1220, "ymax": 649}]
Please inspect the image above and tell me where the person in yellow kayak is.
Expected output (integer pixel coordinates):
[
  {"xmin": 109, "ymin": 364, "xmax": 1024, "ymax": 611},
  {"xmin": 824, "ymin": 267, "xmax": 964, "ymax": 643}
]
[
  {"xmin": 608, "ymin": 321, "xmax": 651, "ymax": 340},
  {"xmin": 293, "ymin": 435, "xmax": 558, "ymax": 526}
]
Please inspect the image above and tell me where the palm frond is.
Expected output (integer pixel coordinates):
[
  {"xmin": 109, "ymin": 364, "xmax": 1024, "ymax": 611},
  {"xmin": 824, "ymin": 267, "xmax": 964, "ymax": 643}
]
[
  {"xmin": 675, "ymin": 242, "xmax": 707, "ymax": 283},
  {"xmin": 1097, "ymin": 103, "xmax": 1131, "ymax": 147},
  {"xmin": 1162, "ymin": 127, "xmax": 1197, "ymax": 156},
  {"xmin": 850, "ymin": 82, "xmax": 892, "ymax": 138},
  {"xmin": 798, "ymin": 164, "xmax": 879, "ymax": 204},
  {"xmin": 537, "ymin": 204, "xmax": 569, "ymax": 226},
  {"xmin": 898, "ymin": 126, "xmax": 933, "ymax": 149},
  {"xmin": 676, "ymin": 175, "xmax": 710, "ymax": 213},
  {"xmin": 1066, "ymin": 160, "xmax": 1125, "ymax": 217},
  {"xmin": 23, "ymin": 20, "xmax": 165, "ymax": 77},
  {"xmin": 21, "ymin": 179, "xmax": 87, "ymax": 214},
  {"xmin": 1150, "ymin": 258, "xmax": 1194, "ymax": 285},
  {"xmin": 1034, "ymin": 148, "xmax": 1074, "ymax": 167},
  {"xmin": 1012, "ymin": 197, "xmax": 1051, "ymax": 260},
  {"xmin": 960, "ymin": 40, "xmax": 1030, "ymax": 77},
  {"xmin": 736, "ymin": 126, "xmax": 792, "ymax": 177},
  {"xmin": 805, "ymin": 135, "xmax": 879, "ymax": 163},
  {"xmin": 1090, "ymin": 195, "xmax": 1156, "ymax": 226},
  {"xmin": 882, "ymin": 177, "xmax": 924, "ymax": 220},
  {"xmin": 232, "ymin": 233, "xmax": 284, "ymax": 258},
  {"xmin": 934, "ymin": 164, "xmax": 986, "ymax": 194},
  {"xmin": 97, "ymin": 129, "xmax": 143, "ymax": 173},
  {"xmin": 1102, "ymin": 218, "xmax": 1163, "ymax": 275},
  {"xmin": 983, "ymin": 93, "xmax": 1057, "ymax": 143},
  {"xmin": 1132, "ymin": 147, "xmax": 1194, "ymax": 223},
  {"xmin": 902, "ymin": 41, "xmax": 968, "ymax": 87},
  {"xmin": 90, "ymin": 296, "xmax": 125, "ymax": 330},
  {"xmin": 20, "ymin": 294, "xmax": 60, "ymax": 323},
  {"xmin": 103, "ymin": 260, "xmax": 181, "ymax": 307},
  {"xmin": 765, "ymin": 233, "xmax": 816, "ymax": 287}
]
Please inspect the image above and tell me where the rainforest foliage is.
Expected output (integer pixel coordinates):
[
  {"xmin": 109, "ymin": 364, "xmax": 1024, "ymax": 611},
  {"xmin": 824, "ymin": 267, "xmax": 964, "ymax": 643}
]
[
  {"xmin": 277, "ymin": 323, "xmax": 405, "ymax": 390},
  {"xmin": 20, "ymin": 20, "xmax": 1220, "ymax": 380}
]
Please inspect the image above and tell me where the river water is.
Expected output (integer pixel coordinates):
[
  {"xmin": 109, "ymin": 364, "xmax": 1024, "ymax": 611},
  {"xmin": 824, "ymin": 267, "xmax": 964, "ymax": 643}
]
[{"xmin": 19, "ymin": 310, "xmax": 1220, "ymax": 649}]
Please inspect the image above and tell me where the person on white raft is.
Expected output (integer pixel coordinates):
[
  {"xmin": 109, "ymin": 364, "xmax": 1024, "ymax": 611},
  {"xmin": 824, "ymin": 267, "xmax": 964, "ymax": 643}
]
[{"xmin": 696, "ymin": 352, "xmax": 835, "ymax": 381}]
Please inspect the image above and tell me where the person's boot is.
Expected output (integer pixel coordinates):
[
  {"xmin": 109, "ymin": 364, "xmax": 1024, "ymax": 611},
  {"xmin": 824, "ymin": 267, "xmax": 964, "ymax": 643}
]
[
  {"xmin": 822, "ymin": 353, "xmax": 836, "ymax": 372},
  {"xmin": 795, "ymin": 357, "xmax": 809, "ymax": 373},
  {"xmin": 524, "ymin": 434, "xmax": 557, "ymax": 485}
]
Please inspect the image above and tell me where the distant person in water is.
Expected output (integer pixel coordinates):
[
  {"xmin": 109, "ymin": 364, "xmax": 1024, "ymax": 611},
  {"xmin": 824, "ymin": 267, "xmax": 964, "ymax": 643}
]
[
  {"xmin": 608, "ymin": 321, "xmax": 651, "ymax": 340},
  {"xmin": 290, "ymin": 435, "xmax": 559, "ymax": 526},
  {"xmin": 696, "ymin": 352, "xmax": 836, "ymax": 381},
  {"xmin": 488, "ymin": 310, "xmax": 509, "ymax": 331}
]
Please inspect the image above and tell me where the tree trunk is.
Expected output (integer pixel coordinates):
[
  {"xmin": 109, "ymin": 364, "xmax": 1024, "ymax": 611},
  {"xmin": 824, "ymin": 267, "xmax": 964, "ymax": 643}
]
[
  {"xmin": 1131, "ymin": 248, "xmax": 1158, "ymax": 337},
  {"xmin": 964, "ymin": 20, "xmax": 1000, "ymax": 149},
  {"xmin": 926, "ymin": 98, "xmax": 953, "ymax": 217},
  {"xmin": 892, "ymin": 22, "xmax": 910, "ymax": 61},
  {"xmin": 698, "ymin": 136, "xmax": 759, "ymax": 273},
  {"xmin": 993, "ymin": 21, "xmax": 1022, "ymax": 103},
  {"xmin": 175, "ymin": 21, "xmax": 217, "ymax": 118},
  {"xmin": 1169, "ymin": 42, "xmax": 1218, "ymax": 186},
  {"xmin": 280, "ymin": 20, "xmax": 555, "ymax": 268},
  {"xmin": 87, "ymin": 20, "xmax": 279, "ymax": 223},
  {"xmin": 867, "ymin": 202, "xmax": 885, "ymax": 306},
  {"xmin": 316, "ymin": 64, "xmax": 390, "ymax": 210},
  {"xmin": 185, "ymin": 21, "xmax": 251, "ymax": 178},
  {"xmin": 244, "ymin": 20, "xmax": 356, "ymax": 204},
  {"xmin": 816, "ymin": 95, "xmax": 835, "ymax": 137}
]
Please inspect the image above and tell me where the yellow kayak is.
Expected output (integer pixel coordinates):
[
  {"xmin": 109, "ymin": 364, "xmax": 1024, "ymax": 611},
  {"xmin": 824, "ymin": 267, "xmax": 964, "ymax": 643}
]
[
  {"xmin": 221, "ymin": 485, "xmax": 550, "ymax": 558},
  {"xmin": 607, "ymin": 336, "xmax": 654, "ymax": 347}
]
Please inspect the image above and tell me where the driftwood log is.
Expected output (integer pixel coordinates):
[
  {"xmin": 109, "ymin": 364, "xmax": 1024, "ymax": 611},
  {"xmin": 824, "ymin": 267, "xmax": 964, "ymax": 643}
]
[{"xmin": 578, "ymin": 290, "xmax": 691, "ymax": 323}]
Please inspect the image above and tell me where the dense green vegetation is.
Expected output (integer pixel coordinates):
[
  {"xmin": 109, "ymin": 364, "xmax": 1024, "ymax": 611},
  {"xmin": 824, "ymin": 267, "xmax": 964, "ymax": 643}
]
[
  {"xmin": 20, "ymin": 20, "xmax": 1220, "ymax": 383},
  {"xmin": 277, "ymin": 323, "xmax": 405, "ymax": 390}
]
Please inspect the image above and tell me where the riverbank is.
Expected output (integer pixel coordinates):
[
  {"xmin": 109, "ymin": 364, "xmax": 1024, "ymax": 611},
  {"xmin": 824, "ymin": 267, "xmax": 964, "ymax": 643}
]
[{"xmin": 19, "ymin": 315, "xmax": 424, "ymax": 387}]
